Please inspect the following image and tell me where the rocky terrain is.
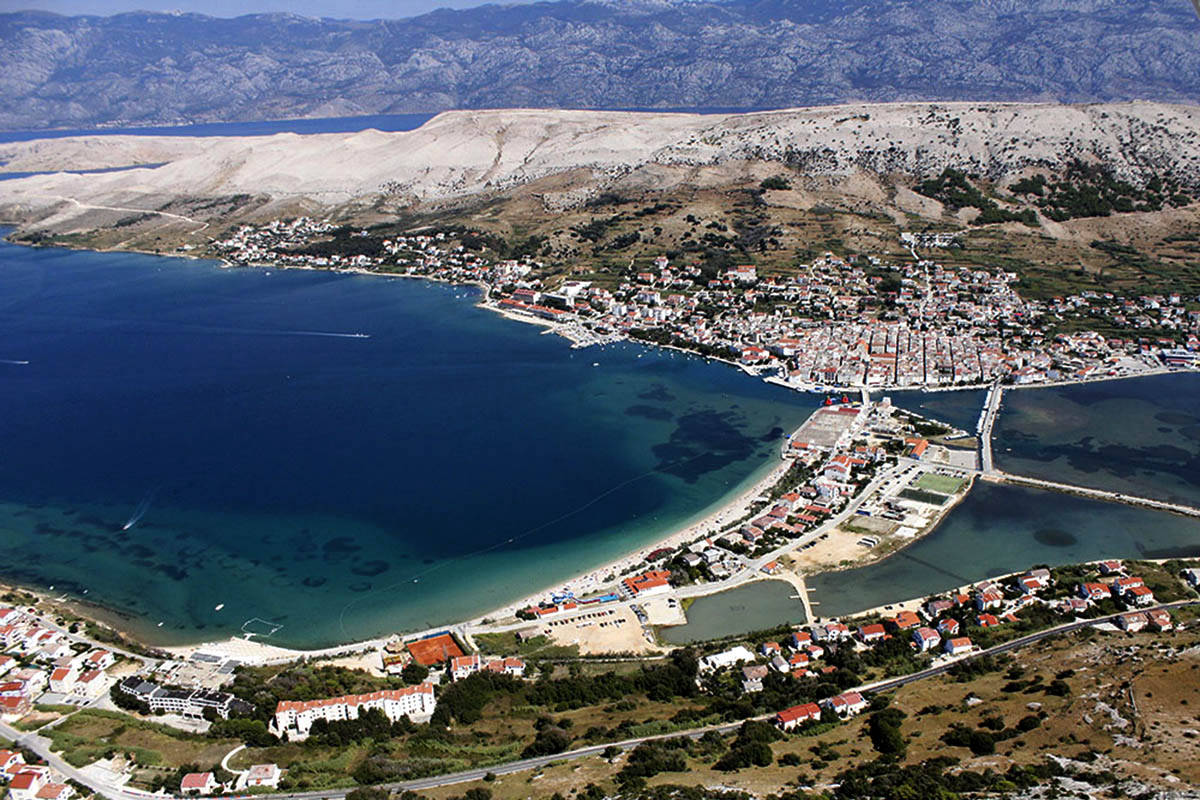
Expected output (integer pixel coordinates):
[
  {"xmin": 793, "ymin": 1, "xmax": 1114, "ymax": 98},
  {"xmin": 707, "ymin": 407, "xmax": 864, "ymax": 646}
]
[
  {"xmin": 2, "ymin": 102, "xmax": 1199, "ymax": 224},
  {"xmin": 2, "ymin": 0, "xmax": 1199, "ymax": 131}
]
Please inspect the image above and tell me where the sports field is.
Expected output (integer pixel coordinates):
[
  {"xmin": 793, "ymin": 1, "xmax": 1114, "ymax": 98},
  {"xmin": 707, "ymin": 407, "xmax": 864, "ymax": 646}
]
[{"xmin": 914, "ymin": 473, "xmax": 967, "ymax": 494}]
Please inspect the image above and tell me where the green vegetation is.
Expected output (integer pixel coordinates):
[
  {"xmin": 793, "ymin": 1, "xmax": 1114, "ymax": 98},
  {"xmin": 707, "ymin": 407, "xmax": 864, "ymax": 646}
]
[
  {"xmin": 1011, "ymin": 162, "xmax": 1194, "ymax": 220},
  {"xmin": 915, "ymin": 169, "xmax": 1037, "ymax": 225},
  {"xmin": 913, "ymin": 473, "xmax": 967, "ymax": 495},
  {"xmin": 473, "ymin": 632, "xmax": 579, "ymax": 659},
  {"xmin": 898, "ymin": 488, "xmax": 949, "ymax": 505}
]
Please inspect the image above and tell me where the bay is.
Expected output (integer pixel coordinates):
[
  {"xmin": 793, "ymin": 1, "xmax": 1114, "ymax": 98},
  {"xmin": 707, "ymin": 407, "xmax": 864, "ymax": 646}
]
[{"xmin": 0, "ymin": 238, "xmax": 817, "ymax": 649}]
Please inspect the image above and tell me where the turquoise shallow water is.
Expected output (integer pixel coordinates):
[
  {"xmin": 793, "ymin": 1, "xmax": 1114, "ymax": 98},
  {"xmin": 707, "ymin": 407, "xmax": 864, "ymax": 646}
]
[{"xmin": 0, "ymin": 239, "xmax": 818, "ymax": 648}]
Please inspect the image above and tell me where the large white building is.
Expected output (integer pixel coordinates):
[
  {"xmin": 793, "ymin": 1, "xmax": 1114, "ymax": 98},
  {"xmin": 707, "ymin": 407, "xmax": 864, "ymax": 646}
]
[{"xmin": 272, "ymin": 684, "xmax": 436, "ymax": 740}]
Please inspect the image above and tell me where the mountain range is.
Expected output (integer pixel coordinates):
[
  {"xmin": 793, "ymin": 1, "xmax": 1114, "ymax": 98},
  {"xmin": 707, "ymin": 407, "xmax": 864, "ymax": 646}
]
[{"xmin": 2, "ymin": 0, "xmax": 1199, "ymax": 131}]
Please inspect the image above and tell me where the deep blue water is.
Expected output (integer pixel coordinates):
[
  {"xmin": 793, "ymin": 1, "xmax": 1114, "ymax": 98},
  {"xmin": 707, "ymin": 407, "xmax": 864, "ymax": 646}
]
[
  {"xmin": 0, "ymin": 238, "xmax": 817, "ymax": 648},
  {"xmin": 995, "ymin": 374, "xmax": 1200, "ymax": 508}
]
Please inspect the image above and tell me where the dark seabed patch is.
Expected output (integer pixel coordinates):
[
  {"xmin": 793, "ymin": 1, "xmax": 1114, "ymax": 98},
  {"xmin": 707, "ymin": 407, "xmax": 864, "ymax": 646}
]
[
  {"xmin": 625, "ymin": 404, "xmax": 674, "ymax": 421},
  {"xmin": 322, "ymin": 537, "xmax": 362, "ymax": 557},
  {"xmin": 652, "ymin": 410, "xmax": 761, "ymax": 483},
  {"xmin": 351, "ymin": 560, "xmax": 389, "ymax": 577},
  {"xmin": 1033, "ymin": 528, "xmax": 1077, "ymax": 547},
  {"xmin": 302, "ymin": 576, "xmax": 327, "ymax": 587},
  {"xmin": 1140, "ymin": 545, "xmax": 1200, "ymax": 559},
  {"xmin": 638, "ymin": 384, "xmax": 676, "ymax": 402},
  {"xmin": 349, "ymin": 582, "xmax": 371, "ymax": 592},
  {"xmin": 1156, "ymin": 411, "xmax": 1198, "ymax": 425},
  {"xmin": 760, "ymin": 426, "xmax": 784, "ymax": 443}
]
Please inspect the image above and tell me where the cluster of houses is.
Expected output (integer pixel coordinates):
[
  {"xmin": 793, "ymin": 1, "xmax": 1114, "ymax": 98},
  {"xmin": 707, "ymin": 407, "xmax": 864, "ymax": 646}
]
[
  {"xmin": 213, "ymin": 222, "xmax": 1198, "ymax": 393},
  {"xmin": 448, "ymin": 654, "xmax": 526, "ymax": 680},
  {"xmin": 703, "ymin": 559, "xmax": 1190, "ymax": 734},
  {"xmin": 0, "ymin": 606, "xmax": 119, "ymax": 716},
  {"xmin": 0, "ymin": 750, "xmax": 73, "ymax": 800}
]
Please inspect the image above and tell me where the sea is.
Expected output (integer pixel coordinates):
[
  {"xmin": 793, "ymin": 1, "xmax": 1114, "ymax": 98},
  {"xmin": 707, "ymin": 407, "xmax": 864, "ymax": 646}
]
[{"xmin": 0, "ymin": 237, "xmax": 817, "ymax": 649}]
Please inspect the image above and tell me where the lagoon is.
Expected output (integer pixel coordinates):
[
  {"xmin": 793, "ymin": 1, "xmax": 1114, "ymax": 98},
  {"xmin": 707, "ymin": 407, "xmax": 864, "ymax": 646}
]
[
  {"xmin": 995, "ymin": 373, "xmax": 1200, "ymax": 508},
  {"xmin": 806, "ymin": 481, "xmax": 1200, "ymax": 618},
  {"xmin": 660, "ymin": 580, "xmax": 806, "ymax": 644}
]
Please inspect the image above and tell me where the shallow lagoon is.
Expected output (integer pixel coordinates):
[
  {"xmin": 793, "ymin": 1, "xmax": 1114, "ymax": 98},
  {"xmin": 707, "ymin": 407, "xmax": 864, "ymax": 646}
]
[
  {"xmin": 806, "ymin": 481, "xmax": 1200, "ymax": 618},
  {"xmin": 659, "ymin": 580, "xmax": 806, "ymax": 644},
  {"xmin": 995, "ymin": 374, "xmax": 1200, "ymax": 508}
]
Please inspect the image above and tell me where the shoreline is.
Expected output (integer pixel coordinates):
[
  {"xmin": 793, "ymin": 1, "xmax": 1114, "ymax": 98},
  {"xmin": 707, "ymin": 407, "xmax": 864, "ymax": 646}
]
[{"xmin": 0, "ymin": 230, "xmax": 1194, "ymax": 662}]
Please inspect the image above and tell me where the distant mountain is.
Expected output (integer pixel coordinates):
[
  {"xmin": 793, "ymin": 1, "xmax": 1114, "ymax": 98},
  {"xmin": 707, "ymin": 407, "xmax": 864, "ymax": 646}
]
[{"xmin": 1, "ymin": 0, "xmax": 1199, "ymax": 131}]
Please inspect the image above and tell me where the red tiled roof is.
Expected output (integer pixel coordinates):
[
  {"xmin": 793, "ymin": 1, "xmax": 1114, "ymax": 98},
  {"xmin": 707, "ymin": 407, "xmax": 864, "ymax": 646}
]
[{"xmin": 275, "ymin": 684, "xmax": 434, "ymax": 715}]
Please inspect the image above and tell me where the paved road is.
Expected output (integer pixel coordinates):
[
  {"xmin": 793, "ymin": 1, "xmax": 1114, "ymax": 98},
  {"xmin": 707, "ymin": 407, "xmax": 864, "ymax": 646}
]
[{"xmin": 30, "ymin": 598, "xmax": 1185, "ymax": 800}]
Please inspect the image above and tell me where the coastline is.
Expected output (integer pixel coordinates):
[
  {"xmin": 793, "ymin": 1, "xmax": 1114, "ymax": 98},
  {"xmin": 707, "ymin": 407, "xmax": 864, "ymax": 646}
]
[{"xmin": 0, "ymin": 231, "xmax": 1194, "ymax": 663}]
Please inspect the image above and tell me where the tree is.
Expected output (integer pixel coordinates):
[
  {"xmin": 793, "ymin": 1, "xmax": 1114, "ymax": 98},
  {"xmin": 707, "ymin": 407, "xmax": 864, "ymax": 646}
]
[
  {"xmin": 346, "ymin": 788, "xmax": 389, "ymax": 800},
  {"xmin": 402, "ymin": 662, "xmax": 430, "ymax": 685}
]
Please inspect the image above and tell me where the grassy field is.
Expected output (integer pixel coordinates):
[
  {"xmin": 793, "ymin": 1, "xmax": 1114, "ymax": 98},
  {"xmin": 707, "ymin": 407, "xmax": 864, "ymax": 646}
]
[
  {"xmin": 914, "ymin": 473, "xmax": 968, "ymax": 495},
  {"xmin": 43, "ymin": 709, "xmax": 235, "ymax": 771}
]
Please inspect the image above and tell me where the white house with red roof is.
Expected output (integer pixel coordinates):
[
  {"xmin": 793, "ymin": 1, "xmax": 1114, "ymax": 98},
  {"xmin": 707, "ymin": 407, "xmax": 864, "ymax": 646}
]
[
  {"xmin": 774, "ymin": 702, "xmax": 821, "ymax": 731},
  {"xmin": 1077, "ymin": 583, "xmax": 1111, "ymax": 601},
  {"xmin": 1147, "ymin": 609, "xmax": 1173, "ymax": 631},
  {"xmin": 273, "ymin": 684, "xmax": 436, "ymax": 740},
  {"xmin": 180, "ymin": 772, "xmax": 218, "ymax": 796},
  {"xmin": 48, "ymin": 668, "xmax": 75, "ymax": 695},
  {"xmin": 0, "ymin": 749, "xmax": 24, "ymax": 777},
  {"xmin": 73, "ymin": 670, "xmax": 106, "ymax": 699},
  {"xmin": 0, "ymin": 656, "xmax": 15, "ymax": 678},
  {"xmin": 1111, "ymin": 576, "xmax": 1145, "ymax": 595},
  {"xmin": 8, "ymin": 771, "xmax": 48, "ymax": 800},
  {"xmin": 936, "ymin": 618, "xmax": 960, "ymax": 637},
  {"xmin": 1124, "ymin": 585, "xmax": 1155, "ymax": 606},
  {"xmin": 81, "ymin": 650, "xmax": 115, "ymax": 671},
  {"xmin": 824, "ymin": 692, "xmax": 868, "ymax": 717},
  {"xmin": 943, "ymin": 637, "xmax": 974, "ymax": 655},
  {"xmin": 912, "ymin": 627, "xmax": 941, "ymax": 652},
  {"xmin": 35, "ymin": 783, "xmax": 72, "ymax": 800}
]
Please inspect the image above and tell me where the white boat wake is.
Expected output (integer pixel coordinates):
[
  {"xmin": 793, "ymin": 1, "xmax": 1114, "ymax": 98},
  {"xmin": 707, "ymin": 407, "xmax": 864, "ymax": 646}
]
[
  {"xmin": 0, "ymin": 359, "xmax": 29, "ymax": 365},
  {"xmin": 122, "ymin": 490, "xmax": 156, "ymax": 531}
]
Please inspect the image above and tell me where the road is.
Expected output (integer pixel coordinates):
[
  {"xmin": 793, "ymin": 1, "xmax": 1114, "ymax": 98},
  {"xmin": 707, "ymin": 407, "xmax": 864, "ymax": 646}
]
[
  {"xmin": 24, "ymin": 600, "xmax": 1193, "ymax": 800},
  {"xmin": 987, "ymin": 471, "xmax": 1200, "ymax": 519},
  {"xmin": 977, "ymin": 382, "xmax": 1002, "ymax": 473}
]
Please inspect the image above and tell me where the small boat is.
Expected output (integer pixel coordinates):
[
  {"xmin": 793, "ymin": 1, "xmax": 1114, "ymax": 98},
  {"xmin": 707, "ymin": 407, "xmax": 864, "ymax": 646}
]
[{"xmin": 214, "ymin": 603, "xmax": 225, "ymax": 611}]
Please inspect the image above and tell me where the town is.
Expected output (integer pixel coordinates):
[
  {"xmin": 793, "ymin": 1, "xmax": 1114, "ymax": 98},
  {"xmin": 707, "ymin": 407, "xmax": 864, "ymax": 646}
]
[{"xmin": 210, "ymin": 220, "xmax": 1200, "ymax": 391}]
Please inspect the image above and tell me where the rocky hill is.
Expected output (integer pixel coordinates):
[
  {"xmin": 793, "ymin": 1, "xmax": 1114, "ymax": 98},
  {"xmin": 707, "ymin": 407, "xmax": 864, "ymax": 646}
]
[
  {"xmin": 2, "ymin": 0, "xmax": 1199, "ymax": 131},
  {"xmin": 2, "ymin": 103, "xmax": 1198, "ymax": 218}
]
